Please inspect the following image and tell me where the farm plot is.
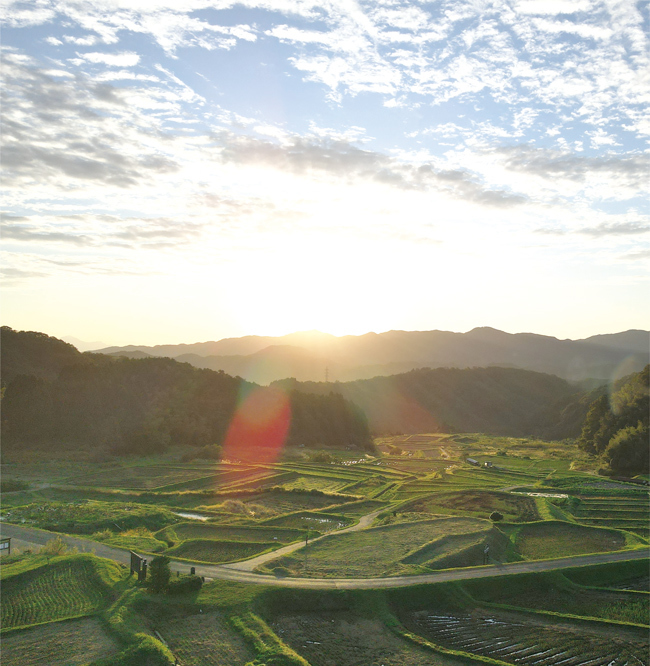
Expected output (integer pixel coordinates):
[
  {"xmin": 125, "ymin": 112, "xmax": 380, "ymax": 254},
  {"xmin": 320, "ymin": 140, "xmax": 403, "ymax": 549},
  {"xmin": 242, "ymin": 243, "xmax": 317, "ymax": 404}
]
[
  {"xmin": 104, "ymin": 530, "xmax": 168, "ymax": 553},
  {"xmin": 405, "ymin": 490, "xmax": 539, "ymax": 522},
  {"xmin": 237, "ymin": 490, "xmax": 356, "ymax": 513},
  {"xmin": 339, "ymin": 475, "xmax": 393, "ymax": 496},
  {"xmin": 157, "ymin": 610, "xmax": 254, "ymax": 666},
  {"xmin": 269, "ymin": 612, "xmax": 464, "ymax": 666},
  {"xmin": 68, "ymin": 465, "xmax": 215, "ymax": 489},
  {"xmin": 320, "ymin": 499, "xmax": 389, "ymax": 516},
  {"xmin": 280, "ymin": 474, "xmax": 351, "ymax": 493},
  {"xmin": 513, "ymin": 521, "xmax": 638, "ymax": 560},
  {"xmin": 259, "ymin": 517, "xmax": 493, "ymax": 578},
  {"xmin": 1, "ymin": 555, "xmax": 121, "ymax": 629},
  {"xmin": 1, "ymin": 616, "xmax": 120, "ymax": 666},
  {"xmin": 262, "ymin": 511, "xmax": 351, "ymax": 532},
  {"xmin": 162, "ymin": 522, "xmax": 305, "ymax": 544},
  {"xmin": 464, "ymin": 572, "xmax": 650, "ymax": 625},
  {"xmin": 1, "ymin": 501, "xmax": 177, "ymax": 534},
  {"xmin": 165, "ymin": 539, "xmax": 275, "ymax": 563},
  {"xmin": 405, "ymin": 608, "xmax": 648, "ymax": 666},
  {"xmin": 571, "ymin": 497, "xmax": 650, "ymax": 536}
]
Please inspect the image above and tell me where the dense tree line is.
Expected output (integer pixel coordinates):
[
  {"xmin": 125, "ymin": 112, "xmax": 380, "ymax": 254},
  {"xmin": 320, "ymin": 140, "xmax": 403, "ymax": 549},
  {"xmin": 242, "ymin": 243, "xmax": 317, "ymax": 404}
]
[
  {"xmin": 274, "ymin": 366, "xmax": 587, "ymax": 438},
  {"xmin": 1, "ymin": 327, "xmax": 373, "ymax": 456},
  {"xmin": 578, "ymin": 365, "xmax": 649, "ymax": 476}
]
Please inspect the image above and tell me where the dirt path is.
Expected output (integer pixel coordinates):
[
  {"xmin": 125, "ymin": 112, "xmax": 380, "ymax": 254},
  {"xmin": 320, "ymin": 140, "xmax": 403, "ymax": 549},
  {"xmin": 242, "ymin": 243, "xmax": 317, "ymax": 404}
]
[
  {"xmin": 2, "ymin": 522, "xmax": 648, "ymax": 590},
  {"xmin": 221, "ymin": 508, "xmax": 386, "ymax": 572}
]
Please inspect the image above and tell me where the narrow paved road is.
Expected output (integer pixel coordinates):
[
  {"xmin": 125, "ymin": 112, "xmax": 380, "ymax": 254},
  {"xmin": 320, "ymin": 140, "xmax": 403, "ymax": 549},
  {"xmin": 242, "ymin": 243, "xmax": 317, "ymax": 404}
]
[{"xmin": 2, "ymin": 522, "xmax": 648, "ymax": 590}]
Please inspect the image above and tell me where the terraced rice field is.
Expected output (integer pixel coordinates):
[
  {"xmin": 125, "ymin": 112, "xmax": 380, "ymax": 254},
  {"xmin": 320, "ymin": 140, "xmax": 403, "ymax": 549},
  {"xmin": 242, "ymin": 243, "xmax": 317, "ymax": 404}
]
[
  {"xmin": 70, "ymin": 465, "xmax": 214, "ymax": 489},
  {"xmin": 165, "ymin": 539, "xmax": 274, "ymax": 563},
  {"xmin": 262, "ymin": 511, "xmax": 351, "ymax": 532},
  {"xmin": 405, "ymin": 490, "xmax": 539, "ymax": 522},
  {"xmin": 166, "ymin": 523, "xmax": 305, "ymax": 543},
  {"xmin": 514, "ymin": 522, "xmax": 632, "ymax": 560},
  {"xmin": 465, "ymin": 575, "xmax": 650, "ymax": 625},
  {"xmin": 260, "ymin": 517, "xmax": 492, "ymax": 578},
  {"xmin": 270, "ymin": 612, "xmax": 464, "ymax": 666},
  {"xmin": 572, "ymin": 497, "xmax": 650, "ymax": 537},
  {"xmin": 407, "ymin": 609, "xmax": 649, "ymax": 666},
  {"xmin": 280, "ymin": 475, "xmax": 350, "ymax": 493},
  {"xmin": 1, "ymin": 616, "xmax": 120, "ymax": 666},
  {"xmin": 319, "ymin": 499, "xmax": 388, "ymax": 516},
  {"xmin": 1, "ymin": 557, "xmax": 118, "ymax": 629},
  {"xmin": 240, "ymin": 490, "xmax": 354, "ymax": 513},
  {"xmin": 157, "ymin": 610, "xmax": 254, "ymax": 666}
]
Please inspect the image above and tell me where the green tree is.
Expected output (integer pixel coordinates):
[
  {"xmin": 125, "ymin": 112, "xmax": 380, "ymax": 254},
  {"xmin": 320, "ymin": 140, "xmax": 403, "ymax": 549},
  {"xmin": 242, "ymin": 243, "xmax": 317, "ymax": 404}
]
[
  {"xmin": 148, "ymin": 555, "xmax": 171, "ymax": 593},
  {"xmin": 603, "ymin": 422, "xmax": 649, "ymax": 476}
]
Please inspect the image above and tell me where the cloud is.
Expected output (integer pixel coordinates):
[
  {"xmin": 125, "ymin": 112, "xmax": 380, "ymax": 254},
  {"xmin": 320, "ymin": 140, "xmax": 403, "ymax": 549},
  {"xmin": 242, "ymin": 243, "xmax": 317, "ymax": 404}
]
[
  {"xmin": 217, "ymin": 132, "xmax": 528, "ymax": 208},
  {"xmin": 1, "ymin": 53, "xmax": 180, "ymax": 190},
  {"xmin": 496, "ymin": 145, "xmax": 650, "ymax": 190},
  {"xmin": 621, "ymin": 249, "xmax": 650, "ymax": 261},
  {"xmin": 578, "ymin": 222, "xmax": 650, "ymax": 237},
  {"xmin": 81, "ymin": 51, "xmax": 140, "ymax": 67},
  {"xmin": 1, "ymin": 223, "xmax": 91, "ymax": 245}
]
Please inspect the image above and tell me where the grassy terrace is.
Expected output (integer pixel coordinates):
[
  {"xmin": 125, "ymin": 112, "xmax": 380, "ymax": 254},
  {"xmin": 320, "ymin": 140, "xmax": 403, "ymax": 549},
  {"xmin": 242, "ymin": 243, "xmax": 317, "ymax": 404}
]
[{"xmin": 1, "ymin": 434, "xmax": 648, "ymax": 665}]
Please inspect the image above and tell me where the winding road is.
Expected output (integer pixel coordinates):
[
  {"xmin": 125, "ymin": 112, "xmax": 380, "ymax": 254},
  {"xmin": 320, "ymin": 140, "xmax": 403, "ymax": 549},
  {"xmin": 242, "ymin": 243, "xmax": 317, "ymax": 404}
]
[{"xmin": 1, "ymin": 520, "xmax": 648, "ymax": 591}]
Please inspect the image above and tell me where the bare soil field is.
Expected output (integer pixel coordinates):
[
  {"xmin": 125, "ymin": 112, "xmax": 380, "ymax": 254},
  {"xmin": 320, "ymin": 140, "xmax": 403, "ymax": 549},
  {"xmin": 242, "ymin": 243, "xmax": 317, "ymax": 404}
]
[
  {"xmin": 270, "ymin": 612, "xmax": 465, "ymax": 666},
  {"xmin": 157, "ymin": 610, "xmax": 254, "ymax": 666},
  {"xmin": 1, "ymin": 616, "xmax": 120, "ymax": 666},
  {"xmin": 405, "ymin": 607, "xmax": 649, "ymax": 666}
]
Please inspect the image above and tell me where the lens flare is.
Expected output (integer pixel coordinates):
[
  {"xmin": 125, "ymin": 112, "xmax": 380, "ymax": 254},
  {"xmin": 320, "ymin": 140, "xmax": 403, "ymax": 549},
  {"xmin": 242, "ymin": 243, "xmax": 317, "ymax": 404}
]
[{"xmin": 222, "ymin": 385, "xmax": 291, "ymax": 463}]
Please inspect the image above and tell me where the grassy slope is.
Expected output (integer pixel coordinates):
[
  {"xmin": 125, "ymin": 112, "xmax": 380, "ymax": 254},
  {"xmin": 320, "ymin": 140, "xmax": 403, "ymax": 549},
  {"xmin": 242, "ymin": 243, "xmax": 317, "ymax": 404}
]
[{"xmin": 1, "ymin": 553, "xmax": 126, "ymax": 630}]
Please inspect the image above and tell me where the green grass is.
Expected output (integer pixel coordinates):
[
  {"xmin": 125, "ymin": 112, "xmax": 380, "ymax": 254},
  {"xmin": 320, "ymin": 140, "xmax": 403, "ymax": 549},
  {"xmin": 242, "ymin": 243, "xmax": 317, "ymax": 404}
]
[
  {"xmin": 512, "ymin": 520, "xmax": 641, "ymax": 560},
  {"xmin": 319, "ymin": 499, "xmax": 389, "ymax": 516},
  {"xmin": 463, "ymin": 570, "xmax": 650, "ymax": 625},
  {"xmin": 68, "ymin": 465, "xmax": 217, "ymax": 489},
  {"xmin": 161, "ymin": 522, "xmax": 306, "ymax": 544},
  {"xmin": 2, "ymin": 500, "xmax": 178, "ymax": 535},
  {"xmin": 259, "ymin": 517, "xmax": 494, "ymax": 578},
  {"xmin": 165, "ymin": 539, "xmax": 275, "ymax": 563},
  {"xmin": 280, "ymin": 475, "xmax": 350, "ymax": 493},
  {"xmin": 562, "ymin": 558, "xmax": 650, "ymax": 589},
  {"xmin": 403, "ymin": 490, "xmax": 539, "ymax": 522},
  {"xmin": 1, "ymin": 553, "xmax": 126, "ymax": 630},
  {"xmin": 104, "ymin": 533, "xmax": 168, "ymax": 553}
]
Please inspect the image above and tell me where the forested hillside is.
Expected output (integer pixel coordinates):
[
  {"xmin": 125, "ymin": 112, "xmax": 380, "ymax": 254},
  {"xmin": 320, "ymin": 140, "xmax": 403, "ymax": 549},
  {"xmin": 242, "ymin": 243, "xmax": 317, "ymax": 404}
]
[
  {"xmin": 578, "ymin": 365, "xmax": 649, "ymax": 476},
  {"xmin": 274, "ymin": 367, "xmax": 591, "ymax": 438},
  {"xmin": 0, "ymin": 327, "xmax": 373, "ymax": 456}
]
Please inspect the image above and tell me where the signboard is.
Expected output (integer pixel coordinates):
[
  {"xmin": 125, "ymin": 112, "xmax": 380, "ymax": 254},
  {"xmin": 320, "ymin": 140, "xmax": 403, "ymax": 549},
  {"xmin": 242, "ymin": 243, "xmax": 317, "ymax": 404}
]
[{"xmin": 0, "ymin": 538, "xmax": 11, "ymax": 555}]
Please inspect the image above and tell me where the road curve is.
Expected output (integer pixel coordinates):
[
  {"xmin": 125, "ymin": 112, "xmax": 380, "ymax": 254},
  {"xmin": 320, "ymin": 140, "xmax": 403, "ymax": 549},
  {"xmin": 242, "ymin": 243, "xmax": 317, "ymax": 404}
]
[{"xmin": 2, "ymin": 522, "xmax": 648, "ymax": 590}]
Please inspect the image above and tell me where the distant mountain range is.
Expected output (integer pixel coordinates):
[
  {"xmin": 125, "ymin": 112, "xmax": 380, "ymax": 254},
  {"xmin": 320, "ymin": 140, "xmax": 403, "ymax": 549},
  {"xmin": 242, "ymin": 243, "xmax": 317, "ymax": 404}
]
[{"xmin": 96, "ymin": 327, "xmax": 649, "ymax": 384}]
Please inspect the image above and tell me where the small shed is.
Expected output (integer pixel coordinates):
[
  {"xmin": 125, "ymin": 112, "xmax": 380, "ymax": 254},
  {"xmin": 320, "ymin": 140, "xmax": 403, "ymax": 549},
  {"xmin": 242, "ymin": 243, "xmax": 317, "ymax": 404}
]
[{"xmin": 467, "ymin": 458, "xmax": 479, "ymax": 466}]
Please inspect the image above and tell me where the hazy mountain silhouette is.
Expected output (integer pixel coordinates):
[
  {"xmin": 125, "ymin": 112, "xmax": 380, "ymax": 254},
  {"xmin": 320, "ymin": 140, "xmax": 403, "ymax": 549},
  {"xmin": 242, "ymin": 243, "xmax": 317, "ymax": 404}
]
[
  {"xmin": 96, "ymin": 327, "xmax": 649, "ymax": 384},
  {"xmin": 274, "ymin": 366, "xmax": 591, "ymax": 439}
]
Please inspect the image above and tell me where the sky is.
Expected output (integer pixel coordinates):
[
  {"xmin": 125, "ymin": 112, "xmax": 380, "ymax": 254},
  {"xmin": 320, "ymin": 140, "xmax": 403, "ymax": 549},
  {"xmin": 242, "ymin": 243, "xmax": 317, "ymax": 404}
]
[{"xmin": 1, "ymin": 0, "xmax": 649, "ymax": 346}]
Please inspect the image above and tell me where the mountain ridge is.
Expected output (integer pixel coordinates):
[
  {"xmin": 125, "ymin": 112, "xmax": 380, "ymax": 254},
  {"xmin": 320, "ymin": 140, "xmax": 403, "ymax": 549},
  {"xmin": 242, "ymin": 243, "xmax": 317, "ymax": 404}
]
[{"xmin": 93, "ymin": 328, "xmax": 649, "ymax": 384}]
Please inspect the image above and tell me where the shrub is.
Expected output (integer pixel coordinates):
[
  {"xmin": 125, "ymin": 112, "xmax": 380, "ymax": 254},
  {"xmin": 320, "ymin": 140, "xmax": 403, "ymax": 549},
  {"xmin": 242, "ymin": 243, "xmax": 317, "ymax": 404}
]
[
  {"xmin": 490, "ymin": 511, "xmax": 504, "ymax": 522},
  {"xmin": 148, "ymin": 555, "xmax": 171, "ymax": 593},
  {"xmin": 41, "ymin": 536, "xmax": 75, "ymax": 557},
  {"xmin": 167, "ymin": 574, "xmax": 203, "ymax": 595},
  {"xmin": 92, "ymin": 529, "xmax": 114, "ymax": 541}
]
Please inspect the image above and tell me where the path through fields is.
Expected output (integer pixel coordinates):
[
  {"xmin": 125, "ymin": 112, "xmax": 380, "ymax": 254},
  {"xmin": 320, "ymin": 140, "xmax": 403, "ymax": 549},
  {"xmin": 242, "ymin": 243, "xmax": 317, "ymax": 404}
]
[{"xmin": 2, "ymin": 521, "xmax": 648, "ymax": 591}]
